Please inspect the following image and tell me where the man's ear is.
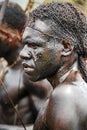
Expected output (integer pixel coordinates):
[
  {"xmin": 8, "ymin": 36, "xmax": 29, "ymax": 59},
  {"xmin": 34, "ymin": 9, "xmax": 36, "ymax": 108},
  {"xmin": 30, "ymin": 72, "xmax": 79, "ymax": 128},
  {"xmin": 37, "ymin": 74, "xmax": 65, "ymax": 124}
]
[{"xmin": 61, "ymin": 39, "xmax": 74, "ymax": 56}]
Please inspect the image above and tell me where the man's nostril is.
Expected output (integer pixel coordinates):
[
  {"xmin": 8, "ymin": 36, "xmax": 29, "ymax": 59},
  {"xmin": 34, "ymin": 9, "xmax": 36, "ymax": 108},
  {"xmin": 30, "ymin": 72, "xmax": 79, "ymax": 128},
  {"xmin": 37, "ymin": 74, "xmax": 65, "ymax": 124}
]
[
  {"xmin": 20, "ymin": 54, "xmax": 25, "ymax": 59},
  {"xmin": 23, "ymin": 63, "xmax": 28, "ymax": 68}
]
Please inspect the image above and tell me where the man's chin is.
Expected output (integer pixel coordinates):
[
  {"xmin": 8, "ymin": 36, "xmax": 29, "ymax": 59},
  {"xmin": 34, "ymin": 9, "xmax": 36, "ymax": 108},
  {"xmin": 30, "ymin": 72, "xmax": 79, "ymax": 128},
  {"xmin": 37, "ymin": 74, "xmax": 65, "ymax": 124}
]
[
  {"xmin": 24, "ymin": 70, "xmax": 42, "ymax": 82},
  {"xmin": 25, "ymin": 73, "xmax": 39, "ymax": 82}
]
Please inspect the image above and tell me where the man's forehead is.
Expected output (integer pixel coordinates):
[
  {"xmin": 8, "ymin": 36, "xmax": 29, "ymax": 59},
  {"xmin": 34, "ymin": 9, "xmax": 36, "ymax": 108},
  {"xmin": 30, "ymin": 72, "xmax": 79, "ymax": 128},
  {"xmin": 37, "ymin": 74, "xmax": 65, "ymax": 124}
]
[
  {"xmin": 28, "ymin": 19, "xmax": 51, "ymax": 33},
  {"xmin": 22, "ymin": 20, "xmax": 49, "ymax": 42},
  {"xmin": 35, "ymin": 20, "xmax": 49, "ymax": 32}
]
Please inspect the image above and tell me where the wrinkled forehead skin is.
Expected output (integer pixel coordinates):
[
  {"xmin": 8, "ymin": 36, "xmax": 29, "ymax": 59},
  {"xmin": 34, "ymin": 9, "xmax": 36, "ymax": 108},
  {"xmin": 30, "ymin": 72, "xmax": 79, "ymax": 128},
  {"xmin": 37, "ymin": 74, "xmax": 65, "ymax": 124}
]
[{"xmin": 23, "ymin": 19, "xmax": 53, "ymax": 41}]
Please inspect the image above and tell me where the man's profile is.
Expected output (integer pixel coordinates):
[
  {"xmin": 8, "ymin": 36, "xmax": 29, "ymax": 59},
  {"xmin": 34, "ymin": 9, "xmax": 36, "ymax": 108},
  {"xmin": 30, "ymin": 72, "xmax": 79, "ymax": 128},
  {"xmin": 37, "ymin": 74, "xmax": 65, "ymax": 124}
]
[{"xmin": 20, "ymin": 2, "xmax": 87, "ymax": 130}]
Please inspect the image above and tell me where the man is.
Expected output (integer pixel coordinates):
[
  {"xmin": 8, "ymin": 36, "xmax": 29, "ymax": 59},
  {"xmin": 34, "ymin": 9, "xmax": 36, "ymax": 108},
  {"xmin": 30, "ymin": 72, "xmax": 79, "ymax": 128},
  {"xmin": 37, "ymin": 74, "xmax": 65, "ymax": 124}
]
[
  {"xmin": 0, "ymin": 1, "xmax": 52, "ymax": 126},
  {"xmin": 20, "ymin": 2, "xmax": 87, "ymax": 130}
]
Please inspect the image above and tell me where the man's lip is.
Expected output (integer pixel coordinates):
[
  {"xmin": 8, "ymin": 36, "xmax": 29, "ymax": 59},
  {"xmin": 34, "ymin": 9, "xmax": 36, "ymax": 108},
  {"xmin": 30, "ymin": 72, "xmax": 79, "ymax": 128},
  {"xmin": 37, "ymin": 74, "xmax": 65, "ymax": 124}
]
[
  {"xmin": 22, "ymin": 62, "xmax": 34, "ymax": 69},
  {"xmin": 24, "ymin": 67, "xmax": 34, "ymax": 73},
  {"xmin": 22, "ymin": 62, "xmax": 35, "ymax": 73}
]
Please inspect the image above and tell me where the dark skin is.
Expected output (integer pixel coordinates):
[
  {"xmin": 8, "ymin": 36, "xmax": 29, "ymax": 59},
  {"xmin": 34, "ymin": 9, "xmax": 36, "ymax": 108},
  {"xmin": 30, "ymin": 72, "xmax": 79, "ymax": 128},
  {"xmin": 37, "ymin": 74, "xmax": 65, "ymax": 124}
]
[
  {"xmin": 0, "ymin": 29, "xmax": 52, "ymax": 125},
  {"xmin": 19, "ymin": 19, "xmax": 87, "ymax": 130}
]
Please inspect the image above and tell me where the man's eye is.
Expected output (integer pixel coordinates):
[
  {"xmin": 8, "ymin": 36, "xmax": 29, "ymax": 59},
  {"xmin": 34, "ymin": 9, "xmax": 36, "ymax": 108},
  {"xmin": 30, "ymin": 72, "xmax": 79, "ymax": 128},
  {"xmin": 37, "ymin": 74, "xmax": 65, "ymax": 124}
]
[
  {"xmin": 31, "ymin": 46, "xmax": 37, "ymax": 49},
  {"xmin": 23, "ymin": 40, "xmax": 40, "ymax": 49},
  {"xmin": 23, "ymin": 41, "xmax": 28, "ymax": 45},
  {"xmin": 28, "ymin": 44, "xmax": 37, "ymax": 49}
]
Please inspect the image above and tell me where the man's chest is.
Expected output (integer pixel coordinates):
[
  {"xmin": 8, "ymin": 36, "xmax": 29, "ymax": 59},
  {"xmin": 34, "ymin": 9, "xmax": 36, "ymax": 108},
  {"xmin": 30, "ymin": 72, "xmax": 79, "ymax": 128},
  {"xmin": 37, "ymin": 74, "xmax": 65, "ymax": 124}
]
[{"xmin": 3, "ymin": 68, "xmax": 23, "ymax": 89}]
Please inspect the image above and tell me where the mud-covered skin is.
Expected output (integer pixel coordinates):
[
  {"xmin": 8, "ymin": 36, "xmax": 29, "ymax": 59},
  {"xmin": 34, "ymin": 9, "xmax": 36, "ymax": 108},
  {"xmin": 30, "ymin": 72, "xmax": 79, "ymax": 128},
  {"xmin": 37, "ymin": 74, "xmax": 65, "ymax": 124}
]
[{"xmin": 20, "ymin": 3, "xmax": 87, "ymax": 128}]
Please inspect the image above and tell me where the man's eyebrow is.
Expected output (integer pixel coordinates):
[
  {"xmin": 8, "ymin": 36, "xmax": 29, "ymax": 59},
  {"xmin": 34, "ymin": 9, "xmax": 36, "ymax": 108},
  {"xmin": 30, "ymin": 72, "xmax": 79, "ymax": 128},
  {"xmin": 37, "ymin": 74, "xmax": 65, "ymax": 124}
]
[{"xmin": 24, "ymin": 39, "xmax": 44, "ymax": 46}]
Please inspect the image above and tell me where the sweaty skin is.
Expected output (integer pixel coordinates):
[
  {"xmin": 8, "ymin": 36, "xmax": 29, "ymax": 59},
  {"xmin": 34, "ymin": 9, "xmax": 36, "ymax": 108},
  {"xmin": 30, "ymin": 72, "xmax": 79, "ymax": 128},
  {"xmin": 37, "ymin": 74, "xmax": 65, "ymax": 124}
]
[
  {"xmin": 20, "ymin": 18, "xmax": 87, "ymax": 130},
  {"xmin": 1, "ymin": 2, "xmax": 86, "ymax": 130}
]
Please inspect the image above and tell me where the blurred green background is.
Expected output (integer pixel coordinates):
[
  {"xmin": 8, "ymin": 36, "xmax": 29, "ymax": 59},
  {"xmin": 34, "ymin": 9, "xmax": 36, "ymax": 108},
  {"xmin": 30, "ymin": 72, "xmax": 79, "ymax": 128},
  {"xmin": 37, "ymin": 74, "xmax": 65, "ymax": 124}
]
[{"xmin": 0, "ymin": 0, "xmax": 87, "ymax": 14}]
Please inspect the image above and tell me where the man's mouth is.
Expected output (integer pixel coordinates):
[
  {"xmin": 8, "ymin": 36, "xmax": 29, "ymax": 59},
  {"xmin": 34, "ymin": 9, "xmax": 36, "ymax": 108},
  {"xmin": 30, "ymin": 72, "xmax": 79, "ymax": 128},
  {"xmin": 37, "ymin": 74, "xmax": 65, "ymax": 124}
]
[{"xmin": 22, "ymin": 62, "xmax": 34, "ymax": 73}]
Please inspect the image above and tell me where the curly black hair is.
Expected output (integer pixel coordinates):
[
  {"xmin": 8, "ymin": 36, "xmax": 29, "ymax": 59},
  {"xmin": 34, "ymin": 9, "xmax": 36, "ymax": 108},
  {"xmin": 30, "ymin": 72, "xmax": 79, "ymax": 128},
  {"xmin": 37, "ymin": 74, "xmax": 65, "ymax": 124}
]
[
  {"xmin": 0, "ymin": 2, "xmax": 26, "ymax": 31},
  {"xmin": 27, "ymin": 2, "xmax": 87, "ymax": 82}
]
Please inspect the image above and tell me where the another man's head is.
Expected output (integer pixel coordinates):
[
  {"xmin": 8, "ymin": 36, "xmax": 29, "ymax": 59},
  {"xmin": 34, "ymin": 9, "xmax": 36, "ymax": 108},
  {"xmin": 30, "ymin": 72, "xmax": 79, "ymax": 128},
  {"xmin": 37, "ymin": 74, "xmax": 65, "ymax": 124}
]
[
  {"xmin": 0, "ymin": 2, "xmax": 26, "ymax": 58},
  {"xmin": 20, "ymin": 2, "xmax": 87, "ymax": 82}
]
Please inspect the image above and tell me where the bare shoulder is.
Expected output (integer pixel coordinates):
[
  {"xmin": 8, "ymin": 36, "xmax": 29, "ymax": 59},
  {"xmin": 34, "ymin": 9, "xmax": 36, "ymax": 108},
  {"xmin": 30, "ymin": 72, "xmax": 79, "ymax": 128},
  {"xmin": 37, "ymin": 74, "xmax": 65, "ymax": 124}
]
[
  {"xmin": 51, "ymin": 78, "xmax": 87, "ymax": 107},
  {"xmin": 52, "ymin": 73, "xmax": 87, "ymax": 101},
  {"xmin": 45, "ymin": 80, "xmax": 87, "ymax": 129}
]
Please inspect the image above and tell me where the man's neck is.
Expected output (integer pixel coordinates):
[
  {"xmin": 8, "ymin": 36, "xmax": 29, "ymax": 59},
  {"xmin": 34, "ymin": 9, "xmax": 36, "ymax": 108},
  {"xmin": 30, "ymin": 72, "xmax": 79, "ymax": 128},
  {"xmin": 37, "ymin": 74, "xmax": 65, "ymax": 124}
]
[{"xmin": 47, "ymin": 61, "xmax": 78, "ymax": 88}]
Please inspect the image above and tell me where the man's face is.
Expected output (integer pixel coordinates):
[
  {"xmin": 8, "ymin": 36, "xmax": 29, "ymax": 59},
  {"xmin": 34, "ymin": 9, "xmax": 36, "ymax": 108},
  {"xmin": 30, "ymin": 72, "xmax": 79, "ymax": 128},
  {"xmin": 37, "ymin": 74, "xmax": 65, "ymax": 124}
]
[{"xmin": 20, "ymin": 19, "xmax": 63, "ymax": 81}]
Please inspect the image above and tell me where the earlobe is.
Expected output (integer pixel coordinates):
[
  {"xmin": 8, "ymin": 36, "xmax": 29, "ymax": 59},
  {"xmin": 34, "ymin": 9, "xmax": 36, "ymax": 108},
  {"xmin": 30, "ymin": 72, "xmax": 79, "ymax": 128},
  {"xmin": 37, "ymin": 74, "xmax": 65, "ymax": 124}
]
[{"xmin": 61, "ymin": 40, "xmax": 74, "ymax": 56}]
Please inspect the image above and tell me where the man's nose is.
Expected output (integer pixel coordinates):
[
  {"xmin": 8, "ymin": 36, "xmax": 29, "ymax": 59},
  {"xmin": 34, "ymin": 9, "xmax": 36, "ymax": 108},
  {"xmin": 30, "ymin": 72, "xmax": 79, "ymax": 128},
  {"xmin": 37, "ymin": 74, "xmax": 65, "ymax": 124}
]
[{"xmin": 20, "ymin": 45, "xmax": 32, "ymax": 60}]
